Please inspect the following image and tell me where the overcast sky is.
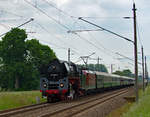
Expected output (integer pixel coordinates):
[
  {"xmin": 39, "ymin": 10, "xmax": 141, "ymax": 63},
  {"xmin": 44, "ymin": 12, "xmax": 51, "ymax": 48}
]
[{"xmin": 0, "ymin": 0, "xmax": 149, "ymax": 74}]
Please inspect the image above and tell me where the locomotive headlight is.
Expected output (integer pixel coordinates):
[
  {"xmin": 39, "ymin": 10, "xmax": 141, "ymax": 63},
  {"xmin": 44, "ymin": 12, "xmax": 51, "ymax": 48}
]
[
  {"xmin": 60, "ymin": 83, "xmax": 64, "ymax": 88},
  {"xmin": 43, "ymin": 83, "xmax": 47, "ymax": 88}
]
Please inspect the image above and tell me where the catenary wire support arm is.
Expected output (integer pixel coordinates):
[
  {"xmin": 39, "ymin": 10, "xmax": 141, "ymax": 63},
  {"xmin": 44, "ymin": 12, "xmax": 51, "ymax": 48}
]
[
  {"xmin": 80, "ymin": 52, "xmax": 95, "ymax": 69},
  {"xmin": 67, "ymin": 29, "xmax": 103, "ymax": 33},
  {"xmin": 78, "ymin": 17, "xmax": 134, "ymax": 44},
  {"xmin": 0, "ymin": 18, "xmax": 34, "ymax": 38}
]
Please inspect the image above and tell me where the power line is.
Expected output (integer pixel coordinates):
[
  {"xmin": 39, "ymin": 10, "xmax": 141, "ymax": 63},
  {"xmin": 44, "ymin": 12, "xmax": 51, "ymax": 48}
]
[
  {"xmin": 116, "ymin": 52, "xmax": 142, "ymax": 65},
  {"xmin": 42, "ymin": 0, "xmax": 139, "ymax": 71},
  {"xmin": 35, "ymin": 21, "xmax": 81, "ymax": 56},
  {"xmin": 78, "ymin": 17, "xmax": 134, "ymax": 43},
  {"xmin": 74, "ymin": 33, "xmax": 116, "ymax": 58},
  {"xmin": 0, "ymin": 23, "xmax": 10, "ymax": 29},
  {"xmin": 42, "ymin": 0, "xmax": 81, "ymax": 31},
  {"xmin": 69, "ymin": 28, "xmax": 132, "ymax": 69},
  {"xmin": 76, "ymin": 17, "xmax": 140, "ymax": 70},
  {"xmin": 1, "ymin": 1, "xmax": 78, "ymax": 56},
  {"xmin": 136, "ymin": 20, "xmax": 143, "ymax": 47},
  {"xmin": 86, "ymin": 32, "xmax": 117, "ymax": 57},
  {"xmin": 43, "ymin": 0, "xmax": 71, "ymax": 17},
  {"xmin": 25, "ymin": 0, "xmax": 117, "ymax": 59},
  {"xmin": 75, "ymin": 16, "xmax": 132, "ymax": 19},
  {"xmin": 24, "ymin": 0, "xmax": 83, "ymax": 57},
  {"xmin": 0, "ymin": 18, "xmax": 34, "ymax": 38},
  {"xmin": 24, "ymin": 0, "xmax": 140, "ymax": 73},
  {"xmin": 24, "ymin": 0, "xmax": 70, "ymax": 30},
  {"xmin": 34, "ymin": 1, "xmax": 138, "ymax": 72},
  {"xmin": 67, "ymin": 19, "xmax": 116, "ymax": 58},
  {"xmin": 38, "ymin": 38, "xmax": 67, "ymax": 49},
  {"xmin": 35, "ymin": 22, "xmax": 69, "ymax": 49},
  {"xmin": 0, "ymin": 10, "xmax": 24, "ymax": 18},
  {"xmin": 68, "ymin": 23, "xmax": 129, "ymax": 64},
  {"xmin": 42, "ymin": 0, "xmax": 127, "ymax": 22},
  {"xmin": 31, "ymin": 23, "xmax": 69, "ymax": 50},
  {"xmin": 85, "ymin": 30, "xmax": 117, "ymax": 56},
  {"xmin": 75, "ymin": 34, "xmax": 100, "ymax": 55},
  {"xmin": 0, "ymin": 18, "xmax": 27, "ymax": 22},
  {"xmin": 71, "ymin": 20, "xmax": 130, "ymax": 69},
  {"xmin": 74, "ymin": 58, "xmax": 83, "ymax": 64},
  {"xmin": 67, "ymin": 29, "xmax": 103, "ymax": 33}
]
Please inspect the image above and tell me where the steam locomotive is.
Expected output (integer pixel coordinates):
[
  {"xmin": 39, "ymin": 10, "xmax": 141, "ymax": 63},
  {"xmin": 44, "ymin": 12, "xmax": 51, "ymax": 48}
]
[{"xmin": 40, "ymin": 59, "xmax": 134, "ymax": 102}]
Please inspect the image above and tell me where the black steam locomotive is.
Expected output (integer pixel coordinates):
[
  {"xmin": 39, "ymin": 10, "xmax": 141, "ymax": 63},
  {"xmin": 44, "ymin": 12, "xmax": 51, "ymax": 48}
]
[{"xmin": 40, "ymin": 59, "xmax": 134, "ymax": 102}]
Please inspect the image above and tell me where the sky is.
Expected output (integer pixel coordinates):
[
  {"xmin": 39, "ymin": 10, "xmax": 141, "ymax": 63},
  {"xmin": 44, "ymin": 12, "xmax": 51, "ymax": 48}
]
[{"xmin": 0, "ymin": 0, "xmax": 149, "ymax": 74}]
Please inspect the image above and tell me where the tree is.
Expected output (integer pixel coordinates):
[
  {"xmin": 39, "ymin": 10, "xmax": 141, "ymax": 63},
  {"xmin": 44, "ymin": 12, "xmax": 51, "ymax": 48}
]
[
  {"xmin": 26, "ymin": 39, "xmax": 56, "ymax": 74},
  {"xmin": 1, "ymin": 28, "xmax": 27, "ymax": 64},
  {"xmin": 0, "ymin": 28, "xmax": 27, "ymax": 89},
  {"xmin": 113, "ymin": 70, "xmax": 123, "ymax": 76},
  {"xmin": 0, "ymin": 62, "xmax": 40, "ymax": 90},
  {"xmin": 0, "ymin": 65, "xmax": 15, "ymax": 90},
  {"xmin": 78, "ymin": 64, "xmax": 108, "ymax": 73},
  {"xmin": 113, "ymin": 69, "xmax": 133, "ymax": 77},
  {"xmin": 122, "ymin": 69, "xmax": 132, "ymax": 77},
  {"xmin": 94, "ymin": 64, "xmax": 108, "ymax": 73},
  {"xmin": 0, "ymin": 28, "xmax": 56, "ymax": 91}
]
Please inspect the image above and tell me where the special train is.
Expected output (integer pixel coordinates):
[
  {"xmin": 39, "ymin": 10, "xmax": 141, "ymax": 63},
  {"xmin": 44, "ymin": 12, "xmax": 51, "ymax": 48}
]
[{"xmin": 40, "ymin": 59, "xmax": 134, "ymax": 102}]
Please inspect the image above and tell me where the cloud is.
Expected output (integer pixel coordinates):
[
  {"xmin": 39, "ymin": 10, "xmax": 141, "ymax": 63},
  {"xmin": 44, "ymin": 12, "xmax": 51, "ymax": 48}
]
[{"xmin": 0, "ymin": 0, "xmax": 149, "ymax": 73}]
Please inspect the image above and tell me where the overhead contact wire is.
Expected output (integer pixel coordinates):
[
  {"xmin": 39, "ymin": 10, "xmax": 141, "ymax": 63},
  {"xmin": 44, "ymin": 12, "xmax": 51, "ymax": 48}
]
[{"xmin": 24, "ymin": 0, "xmax": 70, "ymax": 30}]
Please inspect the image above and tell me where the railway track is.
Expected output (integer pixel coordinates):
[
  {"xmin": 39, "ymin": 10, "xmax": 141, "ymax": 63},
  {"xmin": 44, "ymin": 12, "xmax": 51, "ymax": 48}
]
[
  {"xmin": 0, "ymin": 102, "xmax": 46, "ymax": 114},
  {"xmin": 0, "ymin": 102, "xmax": 61, "ymax": 117},
  {"xmin": 0, "ymin": 87, "xmax": 132, "ymax": 117},
  {"xmin": 39, "ymin": 88, "xmax": 131, "ymax": 117}
]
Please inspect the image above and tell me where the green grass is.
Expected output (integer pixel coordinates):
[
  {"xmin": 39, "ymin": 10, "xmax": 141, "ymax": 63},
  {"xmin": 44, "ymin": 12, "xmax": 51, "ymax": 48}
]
[
  {"xmin": 122, "ymin": 86, "xmax": 150, "ymax": 117},
  {"xmin": 107, "ymin": 85, "xmax": 150, "ymax": 117},
  {"xmin": 0, "ymin": 91, "xmax": 46, "ymax": 111}
]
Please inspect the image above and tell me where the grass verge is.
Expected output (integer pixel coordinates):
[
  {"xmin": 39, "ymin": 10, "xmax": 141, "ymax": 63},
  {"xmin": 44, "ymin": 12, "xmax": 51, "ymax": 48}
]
[
  {"xmin": 122, "ymin": 85, "xmax": 150, "ymax": 117},
  {"xmin": 0, "ymin": 91, "xmax": 46, "ymax": 111},
  {"xmin": 107, "ymin": 85, "xmax": 150, "ymax": 117},
  {"xmin": 107, "ymin": 103, "xmax": 133, "ymax": 117}
]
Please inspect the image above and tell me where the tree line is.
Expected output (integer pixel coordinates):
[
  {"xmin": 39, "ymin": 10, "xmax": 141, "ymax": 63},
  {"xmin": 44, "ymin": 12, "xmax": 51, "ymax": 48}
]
[
  {"xmin": 113, "ymin": 69, "xmax": 134, "ymax": 78},
  {"xmin": 78, "ymin": 64, "xmax": 134, "ymax": 78},
  {"xmin": 77, "ymin": 64, "xmax": 108, "ymax": 73},
  {"xmin": 0, "ymin": 28, "xmax": 56, "ymax": 91}
]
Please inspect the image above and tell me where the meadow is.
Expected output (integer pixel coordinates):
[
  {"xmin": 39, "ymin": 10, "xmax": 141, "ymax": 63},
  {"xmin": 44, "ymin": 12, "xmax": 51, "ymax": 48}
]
[{"xmin": 0, "ymin": 91, "xmax": 46, "ymax": 111}]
